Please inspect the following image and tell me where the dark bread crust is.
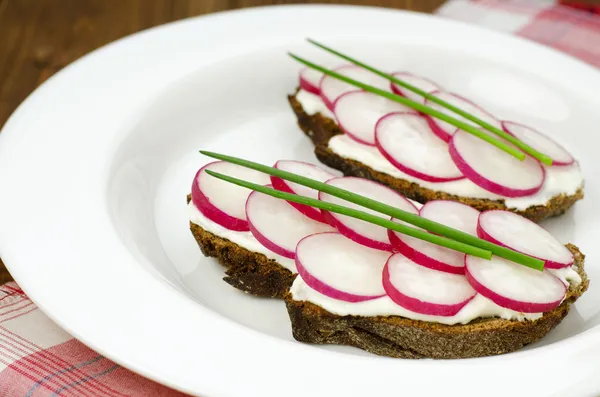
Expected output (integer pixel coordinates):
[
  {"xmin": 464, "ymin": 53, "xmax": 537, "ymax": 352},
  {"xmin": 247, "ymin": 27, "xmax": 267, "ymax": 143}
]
[
  {"xmin": 190, "ymin": 221, "xmax": 296, "ymax": 299},
  {"xmin": 284, "ymin": 244, "xmax": 588, "ymax": 359},
  {"xmin": 288, "ymin": 92, "xmax": 584, "ymax": 223}
]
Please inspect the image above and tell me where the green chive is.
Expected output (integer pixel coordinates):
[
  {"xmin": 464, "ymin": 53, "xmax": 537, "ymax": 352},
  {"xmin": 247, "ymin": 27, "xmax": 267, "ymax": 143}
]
[
  {"xmin": 289, "ymin": 53, "xmax": 526, "ymax": 162},
  {"xmin": 205, "ymin": 169, "xmax": 492, "ymax": 259},
  {"xmin": 200, "ymin": 150, "xmax": 546, "ymax": 271},
  {"xmin": 306, "ymin": 39, "xmax": 553, "ymax": 166}
]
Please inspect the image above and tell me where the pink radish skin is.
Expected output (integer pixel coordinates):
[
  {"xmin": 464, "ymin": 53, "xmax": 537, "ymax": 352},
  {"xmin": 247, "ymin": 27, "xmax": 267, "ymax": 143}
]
[
  {"xmin": 375, "ymin": 112, "xmax": 464, "ymax": 182},
  {"xmin": 425, "ymin": 91, "xmax": 503, "ymax": 142},
  {"xmin": 390, "ymin": 72, "xmax": 441, "ymax": 102},
  {"xmin": 419, "ymin": 200, "xmax": 480, "ymax": 236},
  {"xmin": 465, "ymin": 255, "xmax": 566, "ymax": 313},
  {"xmin": 246, "ymin": 188, "xmax": 334, "ymax": 258},
  {"xmin": 388, "ymin": 228, "xmax": 465, "ymax": 274},
  {"xmin": 334, "ymin": 91, "xmax": 410, "ymax": 146},
  {"xmin": 449, "ymin": 129, "xmax": 545, "ymax": 197},
  {"xmin": 319, "ymin": 177, "xmax": 418, "ymax": 251},
  {"xmin": 502, "ymin": 121, "xmax": 574, "ymax": 166},
  {"xmin": 319, "ymin": 65, "xmax": 390, "ymax": 111},
  {"xmin": 477, "ymin": 210, "xmax": 574, "ymax": 269},
  {"xmin": 271, "ymin": 160, "xmax": 337, "ymax": 223},
  {"xmin": 191, "ymin": 161, "xmax": 270, "ymax": 231},
  {"xmin": 295, "ymin": 232, "xmax": 388, "ymax": 302},
  {"xmin": 383, "ymin": 254, "xmax": 476, "ymax": 316},
  {"xmin": 299, "ymin": 67, "xmax": 323, "ymax": 96}
]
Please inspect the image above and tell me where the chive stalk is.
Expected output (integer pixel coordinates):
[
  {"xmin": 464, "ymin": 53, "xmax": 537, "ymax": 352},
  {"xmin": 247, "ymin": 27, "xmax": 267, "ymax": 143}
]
[
  {"xmin": 289, "ymin": 53, "xmax": 526, "ymax": 162},
  {"xmin": 305, "ymin": 39, "xmax": 552, "ymax": 166}
]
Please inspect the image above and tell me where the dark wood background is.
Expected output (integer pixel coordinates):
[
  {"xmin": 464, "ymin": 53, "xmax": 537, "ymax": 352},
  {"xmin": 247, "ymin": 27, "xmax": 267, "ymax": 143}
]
[
  {"xmin": 0, "ymin": 0, "xmax": 598, "ymax": 284},
  {"xmin": 0, "ymin": 0, "xmax": 445, "ymax": 283}
]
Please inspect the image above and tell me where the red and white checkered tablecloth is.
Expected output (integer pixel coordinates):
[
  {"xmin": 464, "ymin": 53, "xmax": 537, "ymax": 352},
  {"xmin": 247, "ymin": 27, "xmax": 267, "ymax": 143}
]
[
  {"xmin": 0, "ymin": 283, "xmax": 188, "ymax": 396},
  {"xmin": 1, "ymin": 1, "xmax": 599, "ymax": 395},
  {"xmin": 438, "ymin": 0, "xmax": 600, "ymax": 67}
]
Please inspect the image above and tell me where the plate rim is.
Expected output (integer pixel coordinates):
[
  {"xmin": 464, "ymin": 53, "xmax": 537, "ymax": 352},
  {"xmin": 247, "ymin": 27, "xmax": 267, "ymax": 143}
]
[{"xmin": 0, "ymin": 4, "xmax": 599, "ymax": 396}]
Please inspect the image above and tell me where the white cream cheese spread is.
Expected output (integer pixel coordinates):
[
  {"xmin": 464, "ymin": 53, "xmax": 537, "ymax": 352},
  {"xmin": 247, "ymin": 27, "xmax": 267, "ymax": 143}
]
[
  {"xmin": 295, "ymin": 89, "xmax": 584, "ymax": 211},
  {"xmin": 289, "ymin": 264, "xmax": 581, "ymax": 325},
  {"xmin": 289, "ymin": 277, "xmax": 543, "ymax": 325}
]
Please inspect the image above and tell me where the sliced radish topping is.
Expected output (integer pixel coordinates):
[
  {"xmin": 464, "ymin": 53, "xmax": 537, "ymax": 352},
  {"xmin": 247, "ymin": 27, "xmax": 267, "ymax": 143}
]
[
  {"xmin": 299, "ymin": 67, "xmax": 323, "ymax": 95},
  {"xmin": 375, "ymin": 112, "xmax": 464, "ymax": 182},
  {"xmin": 465, "ymin": 255, "xmax": 566, "ymax": 313},
  {"xmin": 334, "ymin": 91, "xmax": 410, "ymax": 146},
  {"xmin": 419, "ymin": 200, "xmax": 480, "ymax": 236},
  {"xmin": 502, "ymin": 121, "xmax": 574, "ymax": 166},
  {"xmin": 319, "ymin": 177, "xmax": 418, "ymax": 251},
  {"xmin": 319, "ymin": 65, "xmax": 390, "ymax": 111},
  {"xmin": 449, "ymin": 130, "xmax": 545, "ymax": 197},
  {"xmin": 271, "ymin": 160, "xmax": 338, "ymax": 223},
  {"xmin": 477, "ymin": 210, "xmax": 574, "ymax": 269},
  {"xmin": 388, "ymin": 219, "xmax": 465, "ymax": 274},
  {"xmin": 389, "ymin": 224, "xmax": 466, "ymax": 274},
  {"xmin": 296, "ymin": 232, "xmax": 388, "ymax": 302},
  {"xmin": 390, "ymin": 72, "xmax": 442, "ymax": 102},
  {"xmin": 246, "ymin": 188, "xmax": 334, "ymax": 258},
  {"xmin": 425, "ymin": 91, "xmax": 503, "ymax": 142},
  {"xmin": 383, "ymin": 254, "xmax": 476, "ymax": 316},
  {"xmin": 191, "ymin": 161, "xmax": 270, "ymax": 231}
]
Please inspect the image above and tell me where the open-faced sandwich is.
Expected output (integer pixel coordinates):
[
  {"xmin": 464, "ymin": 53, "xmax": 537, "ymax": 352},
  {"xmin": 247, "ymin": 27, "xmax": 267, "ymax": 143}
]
[
  {"xmin": 187, "ymin": 154, "xmax": 588, "ymax": 359},
  {"xmin": 287, "ymin": 42, "xmax": 584, "ymax": 222}
]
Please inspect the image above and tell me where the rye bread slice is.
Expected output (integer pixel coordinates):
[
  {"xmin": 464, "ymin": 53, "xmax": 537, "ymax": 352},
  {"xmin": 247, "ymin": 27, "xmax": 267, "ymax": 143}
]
[
  {"xmin": 288, "ymin": 91, "xmax": 584, "ymax": 223},
  {"xmin": 187, "ymin": 195, "xmax": 296, "ymax": 298},
  {"xmin": 189, "ymin": 221, "xmax": 296, "ymax": 299},
  {"xmin": 284, "ymin": 244, "xmax": 588, "ymax": 359}
]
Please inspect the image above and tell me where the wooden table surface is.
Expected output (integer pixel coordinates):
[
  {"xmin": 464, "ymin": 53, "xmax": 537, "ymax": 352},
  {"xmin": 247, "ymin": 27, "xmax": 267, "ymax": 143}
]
[{"xmin": 0, "ymin": 0, "xmax": 445, "ymax": 283}]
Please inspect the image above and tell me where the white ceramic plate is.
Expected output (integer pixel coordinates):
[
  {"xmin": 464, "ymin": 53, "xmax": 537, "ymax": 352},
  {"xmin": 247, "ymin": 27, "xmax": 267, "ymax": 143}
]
[{"xmin": 0, "ymin": 5, "xmax": 599, "ymax": 397}]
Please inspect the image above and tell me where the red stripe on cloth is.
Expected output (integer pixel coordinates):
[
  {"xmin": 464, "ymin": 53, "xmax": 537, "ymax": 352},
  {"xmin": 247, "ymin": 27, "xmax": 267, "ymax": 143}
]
[
  {"xmin": 470, "ymin": 0, "xmax": 547, "ymax": 14},
  {"xmin": 0, "ymin": 297, "xmax": 31, "ymax": 313},
  {"xmin": 1, "ymin": 283, "xmax": 25, "ymax": 295},
  {"xmin": 0, "ymin": 350, "xmax": 80, "ymax": 397},
  {"xmin": 0, "ymin": 339, "xmax": 190, "ymax": 396},
  {"xmin": 0, "ymin": 306, "xmax": 38, "ymax": 324},
  {"xmin": 0, "ymin": 301, "xmax": 35, "ymax": 319},
  {"xmin": 560, "ymin": 1, "xmax": 600, "ymax": 14},
  {"xmin": 0, "ymin": 331, "xmax": 106, "ymax": 397},
  {"xmin": 517, "ymin": 4, "xmax": 600, "ymax": 67},
  {"xmin": 0, "ymin": 291, "xmax": 23, "ymax": 304},
  {"xmin": 0, "ymin": 330, "xmax": 127, "ymax": 397}
]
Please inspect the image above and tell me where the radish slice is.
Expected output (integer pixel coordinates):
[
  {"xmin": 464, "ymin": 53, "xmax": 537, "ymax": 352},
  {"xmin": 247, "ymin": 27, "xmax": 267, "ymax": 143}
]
[
  {"xmin": 502, "ymin": 121, "xmax": 574, "ymax": 166},
  {"xmin": 296, "ymin": 232, "xmax": 388, "ymax": 302},
  {"xmin": 449, "ymin": 130, "xmax": 545, "ymax": 197},
  {"xmin": 246, "ymin": 188, "xmax": 334, "ymax": 258},
  {"xmin": 389, "ymin": 223, "xmax": 466, "ymax": 274},
  {"xmin": 375, "ymin": 112, "xmax": 464, "ymax": 182},
  {"xmin": 465, "ymin": 255, "xmax": 566, "ymax": 313},
  {"xmin": 271, "ymin": 160, "xmax": 338, "ymax": 223},
  {"xmin": 390, "ymin": 72, "xmax": 441, "ymax": 102},
  {"xmin": 319, "ymin": 65, "xmax": 390, "ymax": 111},
  {"xmin": 191, "ymin": 161, "xmax": 270, "ymax": 231},
  {"xmin": 419, "ymin": 200, "xmax": 480, "ymax": 236},
  {"xmin": 334, "ymin": 91, "xmax": 410, "ymax": 146},
  {"xmin": 319, "ymin": 177, "xmax": 418, "ymax": 251},
  {"xmin": 425, "ymin": 91, "xmax": 503, "ymax": 142},
  {"xmin": 299, "ymin": 67, "xmax": 323, "ymax": 95},
  {"xmin": 383, "ymin": 254, "xmax": 476, "ymax": 316},
  {"xmin": 477, "ymin": 210, "xmax": 574, "ymax": 269}
]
